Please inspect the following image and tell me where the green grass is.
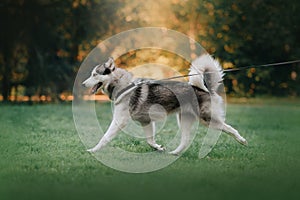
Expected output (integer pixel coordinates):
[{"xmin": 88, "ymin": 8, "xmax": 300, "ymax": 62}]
[{"xmin": 0, "ymin": 100, "xmax": 300, "ymax": 200}]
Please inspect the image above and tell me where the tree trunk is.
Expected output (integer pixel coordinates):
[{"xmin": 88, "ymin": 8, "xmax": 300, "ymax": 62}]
[
  {"xmin": 2, "ymin": 73, "xmax": 11, "ymax": 102},
  {"xmin": 2, "ymin": 48, "xmax": 12, "ymax": 102}
]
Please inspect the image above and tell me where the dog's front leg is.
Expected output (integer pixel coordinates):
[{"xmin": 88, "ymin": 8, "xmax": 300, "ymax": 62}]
[
  {"xmin": 87, "ymin": 104, "xmax": 130, "ymax": 153},
  {"xmin": 87, "ymin": 104, "xmax": 129, "ymax": 153},
  {"xmin": 87, "ymin": 119, "xmax": 122, "ymax": 153}
]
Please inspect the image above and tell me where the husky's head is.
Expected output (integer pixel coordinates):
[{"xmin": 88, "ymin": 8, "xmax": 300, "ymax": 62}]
[{"xmin": 82, "ymin": 57, "xmax": 116, "ymax": 94}]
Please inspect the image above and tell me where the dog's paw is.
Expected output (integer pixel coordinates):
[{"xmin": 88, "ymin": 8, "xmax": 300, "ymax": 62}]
[
  {"xmin": 152, "ymin": 144, "xmax": 165, "ymax": 151},
  {"xmin": 156, "ymin": 145, "xmax": 165, "ymax": 152},
  {"xmin": 237, "ymin": 137, "xmax": 248, "ymax": 146},
  {"xmin": 87, "ymin": 148, "xmax": 96, "ymax": 153},
  {"xmin": 169, "ymin": 151, "xmax": 180, "ymax": 156}
]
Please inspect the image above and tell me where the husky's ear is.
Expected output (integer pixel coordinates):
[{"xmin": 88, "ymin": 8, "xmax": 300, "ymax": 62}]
[
  {"xmin": 104, "ymin": 57, "xmax": 115, "ymax": 71},
  {"xmin": 108, "ymin": 57, "xmax": 114, "ymax": 63}
]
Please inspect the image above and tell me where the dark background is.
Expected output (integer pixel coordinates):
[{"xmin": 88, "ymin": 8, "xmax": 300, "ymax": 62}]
[{"xmin": 0, "ymin": 0, "xmax": 299, "ymax": 102}]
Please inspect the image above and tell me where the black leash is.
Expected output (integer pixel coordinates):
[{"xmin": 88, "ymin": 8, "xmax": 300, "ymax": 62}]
[
  {"xmin": 223, "ymin": 59, "xmax": 300, "ymax": 72},
  {"xmin": 161, "ymin": 59, "xmax": 300, "ymax": 81}
]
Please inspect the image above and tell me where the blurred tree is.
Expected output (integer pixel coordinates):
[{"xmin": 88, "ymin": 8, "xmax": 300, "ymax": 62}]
[
  {"xmin": 0, "ymin": 0, "xmax": 121, "ymax": 102},
  {"xmin": 171, "ymin": 0, "xmax": 299, "ymax": 96},
  {"xmin": 197, "ymin": 0, "xmax": 300, "ymax": 96},
  {"xmin": 0, "ymin": 0, "xmax": 299, "ymax": 101}
]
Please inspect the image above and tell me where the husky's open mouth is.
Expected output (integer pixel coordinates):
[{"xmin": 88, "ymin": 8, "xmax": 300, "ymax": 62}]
[{"xmin": 91, "ymin": 82, "xmax": 103, "ymax": 94}]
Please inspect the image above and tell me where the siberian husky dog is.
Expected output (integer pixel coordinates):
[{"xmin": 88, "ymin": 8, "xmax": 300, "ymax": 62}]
[{"xmin": 82, "ymin": 54, "xmax": 247, "ymax": 155}]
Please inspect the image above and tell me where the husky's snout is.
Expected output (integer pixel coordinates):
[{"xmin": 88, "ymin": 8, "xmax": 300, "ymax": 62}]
[
  {"xmin": 82, "ymin": 79, "xmax": 89, "ymax": 87},
  {"xmin": 82, "ymin": 77, "xmax": 103, "ymax": 94}
]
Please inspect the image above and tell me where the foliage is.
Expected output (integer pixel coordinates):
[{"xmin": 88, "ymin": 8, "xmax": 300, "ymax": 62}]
[
  {"xmin": 196, "ymin": 0, "xmax": 300, "ymax": 96},
  {"xmin": 0, "ymin": 0, "xmax": 121, "ymax": 101},
  {"xmin": 0, "ymin": 0, "xmax": 299, "ymax": 101}
]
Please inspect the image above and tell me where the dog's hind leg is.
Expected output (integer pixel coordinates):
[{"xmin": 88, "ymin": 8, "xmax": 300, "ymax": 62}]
[
  {"xmin": 222, "ymin": 123, "xmax": 248, "ymax": 145},
  {"xmin": 169, "ymin": 114, "xmax": 196, "ymax": 155},
  {"xmin": 208, "ymin": 120, "xmax": 248, "ymax": 146},
  {"xmin": 143, "ymin": 122, "xmax": 165, "ymax": 151},
  {"xmin": 176, "ymin": 113, "xmax": 181, "ymax": 129}
]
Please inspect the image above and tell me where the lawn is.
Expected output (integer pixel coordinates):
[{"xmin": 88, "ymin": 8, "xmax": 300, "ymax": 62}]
[{"xmin": 0, "ymin": 99, "xmax": 299, "ymax": 200}]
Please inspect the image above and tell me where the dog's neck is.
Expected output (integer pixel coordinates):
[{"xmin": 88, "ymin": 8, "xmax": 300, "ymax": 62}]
[{"xmin": 102, "ymin": 68, "xmax": 134, "ymax": 100}]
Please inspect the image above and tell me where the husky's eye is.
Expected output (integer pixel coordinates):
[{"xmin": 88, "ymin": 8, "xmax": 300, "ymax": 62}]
[
  {"xmin": 103, "ymin": 68, "xmax": 111, "ymax": 75},
  {"xmin": 92, "ymin": 73, "xmax": 97, "ymax": 77}
]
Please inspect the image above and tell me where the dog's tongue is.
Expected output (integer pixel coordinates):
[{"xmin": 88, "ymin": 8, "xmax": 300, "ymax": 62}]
[{"xmin": 91, "ymin": 82, "xmax": 102, "ymax": 94}]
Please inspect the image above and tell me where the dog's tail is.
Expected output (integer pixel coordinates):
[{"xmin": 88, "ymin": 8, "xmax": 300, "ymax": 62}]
[{"xmin": 188, "ymin": 54, "xmax": 224, "ymax": 93}]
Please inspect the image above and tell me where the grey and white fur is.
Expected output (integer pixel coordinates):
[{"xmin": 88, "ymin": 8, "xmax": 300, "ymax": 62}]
[{"xmin": 82, "ymin": 54, "xmax": 247, "ymax": 155}]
